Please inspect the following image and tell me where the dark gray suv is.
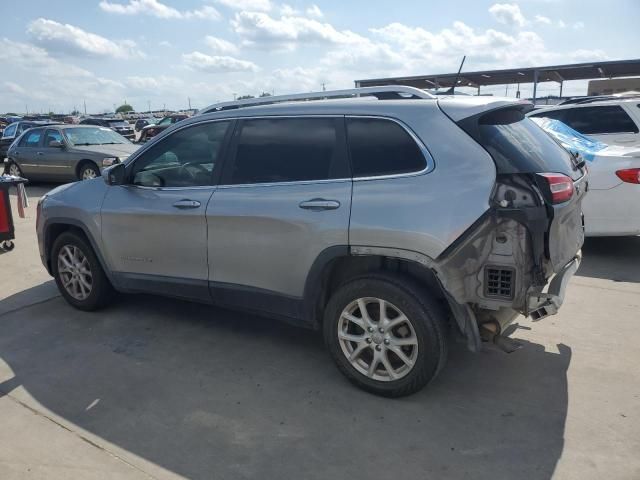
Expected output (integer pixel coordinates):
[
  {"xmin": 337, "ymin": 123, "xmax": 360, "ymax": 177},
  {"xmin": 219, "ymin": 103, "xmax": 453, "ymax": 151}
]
[{"xmin": 36, "ymin": 87, "xmax": 586, "ymax": 396}]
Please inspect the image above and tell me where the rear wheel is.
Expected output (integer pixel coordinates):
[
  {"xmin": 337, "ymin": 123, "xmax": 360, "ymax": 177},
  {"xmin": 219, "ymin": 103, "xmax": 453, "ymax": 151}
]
[
  {"xmin": 78, "ymin": 162, "xmax": 100, "ymax": 181},
  {"xmin": 324, "ymin": 275, "xmax": 448, "ymax": 397},
  {"xmin": 52, "ymin": 232, "xmax": 112, "ymax": 311}
]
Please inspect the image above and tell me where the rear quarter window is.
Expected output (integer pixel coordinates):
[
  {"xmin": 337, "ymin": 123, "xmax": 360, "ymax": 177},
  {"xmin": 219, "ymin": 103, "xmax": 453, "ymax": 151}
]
[{"xmin": 346, "ymin": 118, "xmax": 427, "ymax": 178}]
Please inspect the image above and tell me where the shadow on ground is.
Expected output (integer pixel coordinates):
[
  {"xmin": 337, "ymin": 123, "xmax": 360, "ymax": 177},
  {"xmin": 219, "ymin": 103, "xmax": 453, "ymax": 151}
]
[
  {"xmin": 0, "ymin": 285, "xmax": 570, "ymax": 480},
  {"xmin": 577, "ymin": 236, "xmax": 640, "ymax": 283}
]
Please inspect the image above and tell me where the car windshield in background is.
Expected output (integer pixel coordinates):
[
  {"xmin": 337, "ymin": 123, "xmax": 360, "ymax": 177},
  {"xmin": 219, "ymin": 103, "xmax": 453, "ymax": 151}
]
[{"xmin": 63, "ymin": 127, "xmax": 130, "ymax": 146}]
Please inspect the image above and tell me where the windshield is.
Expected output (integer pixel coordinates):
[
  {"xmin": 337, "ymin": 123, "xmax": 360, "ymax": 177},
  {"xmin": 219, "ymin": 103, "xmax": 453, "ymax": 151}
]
[
  {"xmin": 63, "ymin": 127, "xmax": 130, "ymax": 145},
  {"xmin": 158, "ymin": 117, "xmax": 172, "ymax": 126}
]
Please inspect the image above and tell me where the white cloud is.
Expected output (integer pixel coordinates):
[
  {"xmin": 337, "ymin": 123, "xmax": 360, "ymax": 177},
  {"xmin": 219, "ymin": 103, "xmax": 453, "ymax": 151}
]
[
  {"xmin": 306, "ymin": 5, "xmax": 323, "ymax": 18},
  {"xmin": 204, "ymin": 35, "xmax": 239, "ymax": 54},
  {"xmin": 489, "ymin": 3, "xmax": 527, "ymax": 27},
  {"xmin": 27, "ymin": 18, "xmax": 144, "ymax": 59},
  {"xmin": 126, "ymin": 75, "xmax": 182, "ymax": 90},
  {"xmin": 557, "ymin": 19, "xmax": 566, "ymax": 28},
  {"xmin": 534, "ymin": 14, "xmax": 551, "ymax": 25},
  {"xmin": 99, "ymin": 0, "xmax": 220, "ymax": 20},
  {"xmin": 231, "ymin": 11, "xmax": 365, "ymax": 49},
  {"xmin": 573, "ymin": 21, "xmax": 585, "ymax": 29},
  {"xmin": 159, "ymin": 40, "xmax": 172, "ymax": 47},
  {"xmin": 4, "ymin": 81, "xmax": 26, "ymax": 95},
  {"xmin": 215, "ymin": 0, "xmax": 272, "ymax": 11},
  {"xmin": 280, "ymin": 4, "xmax": 299, "ymax": 15},
  {"xmin": 182, "ymin": 51, "xmax": 259, "ymax": 73}
]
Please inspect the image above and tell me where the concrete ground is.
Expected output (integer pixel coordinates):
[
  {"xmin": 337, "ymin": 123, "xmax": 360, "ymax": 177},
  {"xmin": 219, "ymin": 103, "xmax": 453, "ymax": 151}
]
[{"xmin": 0, "ymin": 182, "xmax": 639, "ymax": 480}]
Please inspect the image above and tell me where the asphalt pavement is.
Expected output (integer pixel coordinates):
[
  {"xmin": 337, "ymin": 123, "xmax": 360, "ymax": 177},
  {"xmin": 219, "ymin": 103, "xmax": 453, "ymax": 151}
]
[{"xmin": 0, "ymin": 183, "xmax": 638, "ymax": 480}]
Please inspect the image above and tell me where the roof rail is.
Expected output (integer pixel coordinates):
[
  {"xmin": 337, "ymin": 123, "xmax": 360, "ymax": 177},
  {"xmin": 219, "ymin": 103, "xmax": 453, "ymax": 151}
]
[
  {"xmin": 559, "ymin": 93, "xmax": 640, "ymax": 105},
  {"xmin": 197, "ymin": 85, "xmax": 435, "ymax": 115}
]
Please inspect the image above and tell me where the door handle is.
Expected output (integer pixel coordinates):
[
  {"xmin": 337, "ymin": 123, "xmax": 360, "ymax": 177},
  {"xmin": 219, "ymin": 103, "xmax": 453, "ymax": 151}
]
[
  {"xmin": 299, "ymin": 199, "xmax": 341, "ymax": 211},
  {"xmin": 173, "ymin": 199, "xmax": 201, "ymax": 209}
]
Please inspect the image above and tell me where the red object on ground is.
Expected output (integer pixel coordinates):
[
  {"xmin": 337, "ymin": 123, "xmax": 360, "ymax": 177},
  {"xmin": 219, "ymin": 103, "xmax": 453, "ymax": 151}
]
[{"xmin": 0, "ymin": 191, "xmax": 10, "ymax": 234}]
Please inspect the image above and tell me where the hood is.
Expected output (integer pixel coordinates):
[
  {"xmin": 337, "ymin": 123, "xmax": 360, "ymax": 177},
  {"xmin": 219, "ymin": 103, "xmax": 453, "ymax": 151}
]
[{"xmin": 73, "ymin": 143, "xmax": 140, "ymax": 159}]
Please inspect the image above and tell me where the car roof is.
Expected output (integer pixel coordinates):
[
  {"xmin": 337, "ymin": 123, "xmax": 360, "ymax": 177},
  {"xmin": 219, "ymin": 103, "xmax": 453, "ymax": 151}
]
[{"xmin": 534, "ymin": 97, "xmax": 640, "ymax": 112}]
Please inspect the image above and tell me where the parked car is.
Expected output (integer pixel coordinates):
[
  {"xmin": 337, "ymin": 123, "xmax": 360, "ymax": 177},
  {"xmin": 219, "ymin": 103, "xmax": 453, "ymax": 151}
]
[
  {"xmin": 532, "ymin": 117, "xmax": 640, "ymax": 236},
  {"xmin": 138, "ymin": 114, "xmax": 188, "ymax": 142},
  {"xmin": 36, "ymin": 87, "xmax": 585, "ymax": 397},
  {"xmin": 80, "ymin": 118, "xmax": 135, "ymax": 140},
  {"xmin": 133, "ymin": 118, "xmax": 158, "ymax": 142},
  {"xmin": 1, "ymin": 120, "xmax": 56, "ymax": 162},
  {"xmin": 6, "ymin": 125, "xmax": 138, "ymax": 181},
  {"xmin": 529, "ymin": 96, "xmax": 640, "ymax": 147}
]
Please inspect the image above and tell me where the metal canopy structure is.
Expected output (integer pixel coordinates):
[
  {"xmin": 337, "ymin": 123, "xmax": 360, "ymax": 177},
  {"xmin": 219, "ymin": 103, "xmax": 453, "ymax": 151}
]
[{"xmin": 355, "ymin": 59, "xmax": 640, "ymax": 101}]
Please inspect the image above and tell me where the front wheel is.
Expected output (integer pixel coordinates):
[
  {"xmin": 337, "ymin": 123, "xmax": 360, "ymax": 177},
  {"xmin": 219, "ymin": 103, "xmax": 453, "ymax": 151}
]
[
  {"xmin": 78, "ymin": 163, "xmax": 100, "ymax": 181},
  {"xmin": 7, "ymin": 161, "xmax": 23, "ymax": 177},
  {"xmin": 324, "ymin": 275, "xmax": 448, "ymax": 397},
  {"xmin": 52, "ymin": 232, "xmax": 112, "ymax": 311}
]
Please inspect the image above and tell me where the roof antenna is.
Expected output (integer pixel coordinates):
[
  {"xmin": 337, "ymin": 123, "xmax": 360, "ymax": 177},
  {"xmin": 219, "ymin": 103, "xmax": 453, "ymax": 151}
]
[{"xmin": 446, "ymin": 56, "xmax": 466, "ymax": 95}]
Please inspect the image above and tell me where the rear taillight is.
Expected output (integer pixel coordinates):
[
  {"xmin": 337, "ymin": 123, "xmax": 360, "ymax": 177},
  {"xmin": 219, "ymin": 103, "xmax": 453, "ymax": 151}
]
[
  {"xmin": 537, "ymin": 173, "xmax": 574, "ymax": 204},
  {"xmin": 616, "ymin": 168, "xmax": 640, "ymax": 184}
]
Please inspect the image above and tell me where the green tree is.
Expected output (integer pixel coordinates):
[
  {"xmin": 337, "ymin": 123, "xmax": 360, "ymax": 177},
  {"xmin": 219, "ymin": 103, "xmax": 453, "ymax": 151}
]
[
  {"xmin": 115, "ymin": 104, "xmax": 134, "ymax": 113},
  {"xmin": 236, "ymin": 95, "xmax": 255, "ymax": 100},
  {"xmin": 259, "ymin": 92, "xmax": 272, "ymax": 97}
]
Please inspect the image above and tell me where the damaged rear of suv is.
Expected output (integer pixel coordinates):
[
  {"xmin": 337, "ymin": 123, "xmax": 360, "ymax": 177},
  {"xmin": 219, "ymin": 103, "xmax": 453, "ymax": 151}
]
[
  {"xmin": 434, "ymin": 97, "xmax": 585, "ymax": 353},
  {"xmin": 37, "ymin": 87, "xmax": 585, "ymax": 397}
]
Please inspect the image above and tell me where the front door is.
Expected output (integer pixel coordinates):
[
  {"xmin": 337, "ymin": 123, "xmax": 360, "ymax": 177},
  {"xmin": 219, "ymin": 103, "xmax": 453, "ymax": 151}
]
[
  {"xmin": 206, "ymin": 117, "xmax": 352, "ymax": 318},
  {"xmin": 101, "ymin": 119, "xmax": 232, "ymax": 301},
  {"xmin": 38, "ymin": 129, "xmax": 74, "ymax": 180}
]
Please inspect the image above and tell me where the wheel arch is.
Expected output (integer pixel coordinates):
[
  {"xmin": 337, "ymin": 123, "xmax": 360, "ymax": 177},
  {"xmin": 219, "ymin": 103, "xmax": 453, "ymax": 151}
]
[
  {"xmin": 43, "ymin": 218, "xmax": 113, "ymax": 284},
  {"xmin": 303, "ymin": 247, "xmax": 454, "ymax": 332},
  {"xmin": 75, "ymin": 159, "xmax": 100, "ymax": 179}
]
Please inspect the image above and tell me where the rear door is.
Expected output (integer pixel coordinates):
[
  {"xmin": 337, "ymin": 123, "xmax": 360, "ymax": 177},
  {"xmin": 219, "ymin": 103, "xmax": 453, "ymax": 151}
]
[
  {"xmin": 206, "ymin": 116, "xmax": 351, "ymax": 317},
  {"xmin": 13, "ymin": 128, "xmax": 45, "ymax": 178}
]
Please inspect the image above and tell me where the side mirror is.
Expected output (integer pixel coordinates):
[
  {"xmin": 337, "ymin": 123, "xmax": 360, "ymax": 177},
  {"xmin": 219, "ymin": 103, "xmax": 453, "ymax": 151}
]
[
  {"xmin": 49, "ymin": 140, "xmax": 63, "ymax": 148},
  {"xmin": 104, "ymin": 162, "xmax": 126, "ymax": 186}
]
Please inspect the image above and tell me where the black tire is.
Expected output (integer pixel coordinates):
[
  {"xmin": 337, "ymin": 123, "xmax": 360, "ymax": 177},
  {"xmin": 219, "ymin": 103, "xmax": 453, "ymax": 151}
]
[
  {"xmin": 78, "ymin": 162, "xmax": 100, "ymax": 181},
  {"xmin": 6, "ymin": 161, "xmax": 23, "ymax": 177},
  {"xmin": 323, "ymin": 274, "xmax": 448, "ymax": 397},
  {"xmin": 51, "ymin": 232, "xmax": 113, "ymax": 311}
]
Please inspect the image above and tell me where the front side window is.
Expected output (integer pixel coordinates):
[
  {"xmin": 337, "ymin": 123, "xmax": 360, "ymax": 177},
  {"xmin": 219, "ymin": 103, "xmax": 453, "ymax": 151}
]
[
  {"xmin": 131, "ymin": 121, "xmax": 230, "ymax": 188},
  {"xmin": 19, "ymin": 128, "xmax": 44, "ymax": 147},
  {"xmin": 2, "ymin": 123, "xmax": 17, "ymax": 138},
  {"xmin": 346, "ymin": 118, "xmax": 427, "ymax": 178},
  {"xmin": 557, "ymin": 106, "xmax": 638, "ymax": 135},
  {"xmin": 44, "ymin": 129, "xmax": 63, "ymax": 146},
  {"xmin": 229, "ymin": 117, "xmax": 345, "ymax": 185}
]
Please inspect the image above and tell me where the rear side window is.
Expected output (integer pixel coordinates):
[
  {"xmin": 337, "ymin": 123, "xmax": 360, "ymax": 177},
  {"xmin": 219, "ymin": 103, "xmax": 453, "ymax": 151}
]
[
  {"xmin": 473, "ymin": 108, "xmax": 582, "ymax": 180},
  {"xmin": 346, "ymin": 118, "xmax": 426, "ymax": 178},
  {"xmin": 534, "ymin": 106, "xmax": 638, "ymax": 135},
  {"xmin": 20, "ymin": 129, "xmax": 43, "ymax": 147},
  {"xmin": 229, "ymin": 118, "xmax": 346, "ymax": 184}
]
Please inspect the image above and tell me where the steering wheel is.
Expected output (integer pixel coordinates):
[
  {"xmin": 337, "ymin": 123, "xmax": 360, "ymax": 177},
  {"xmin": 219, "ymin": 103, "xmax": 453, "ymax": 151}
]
[{"xmin": 179, "ymin": 162, "xmax": 209, "ymax": 181}]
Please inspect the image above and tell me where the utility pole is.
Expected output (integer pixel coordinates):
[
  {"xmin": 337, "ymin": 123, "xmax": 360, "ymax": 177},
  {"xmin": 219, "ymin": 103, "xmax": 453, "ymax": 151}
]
[
  {"xmin": 147, "ymin": 100, "xmax": 151, "ymax": 114},
  {"xmin": 83, "ymin": 99, "xmax": 87, "ymax": 115},
  {"xmin": 188, "ymin": 97, "xmax": 191, "ymax": 110},
  {"xmin": 322, "ymin": 82, "xmax": 326, "ymax": 92},
  {"xmin": 233, "ymin": 93, "xmax": 237, "ymax": 100}
]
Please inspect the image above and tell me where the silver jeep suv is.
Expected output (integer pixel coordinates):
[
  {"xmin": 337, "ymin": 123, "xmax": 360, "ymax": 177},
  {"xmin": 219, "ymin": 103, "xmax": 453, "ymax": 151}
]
[{"xmin": 36, "ymin": 87, "xmax": 586, "ymax": 397}]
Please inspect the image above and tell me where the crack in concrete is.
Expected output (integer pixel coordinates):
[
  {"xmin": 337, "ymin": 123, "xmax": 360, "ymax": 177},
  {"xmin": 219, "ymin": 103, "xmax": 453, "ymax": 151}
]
[{"xmin": 0, "ymin": 294, "xmax": 60, "ymax": 318}]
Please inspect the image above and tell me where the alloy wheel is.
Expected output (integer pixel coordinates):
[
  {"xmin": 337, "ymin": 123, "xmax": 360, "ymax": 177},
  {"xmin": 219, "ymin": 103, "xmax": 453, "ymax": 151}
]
[
  {"xmin": 57, "ymin": 245, "xmax": 93, "ymax": 300},
  {"xmin": 8, "ymin": 164, "xmax": 21, "ymax": 176},
  {"xmin": 337, "ymin": 297, "xmax": 419, "ymax": 381},
  {"xmin": 82, "ymin": 168, "xmax": 97, "ymax": 180}
]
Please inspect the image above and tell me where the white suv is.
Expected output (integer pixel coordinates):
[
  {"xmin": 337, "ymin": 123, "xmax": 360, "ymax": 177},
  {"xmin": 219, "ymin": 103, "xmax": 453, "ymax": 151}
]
[{"xmin": 530, "ymin": 97, "xmax": 640, "ymax": 147}]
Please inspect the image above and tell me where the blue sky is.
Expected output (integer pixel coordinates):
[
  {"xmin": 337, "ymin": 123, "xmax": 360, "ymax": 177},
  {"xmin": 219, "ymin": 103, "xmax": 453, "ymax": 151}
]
[{"xmin": 1, "ymin": 0, "xmax": 638, "ymax": 113}]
